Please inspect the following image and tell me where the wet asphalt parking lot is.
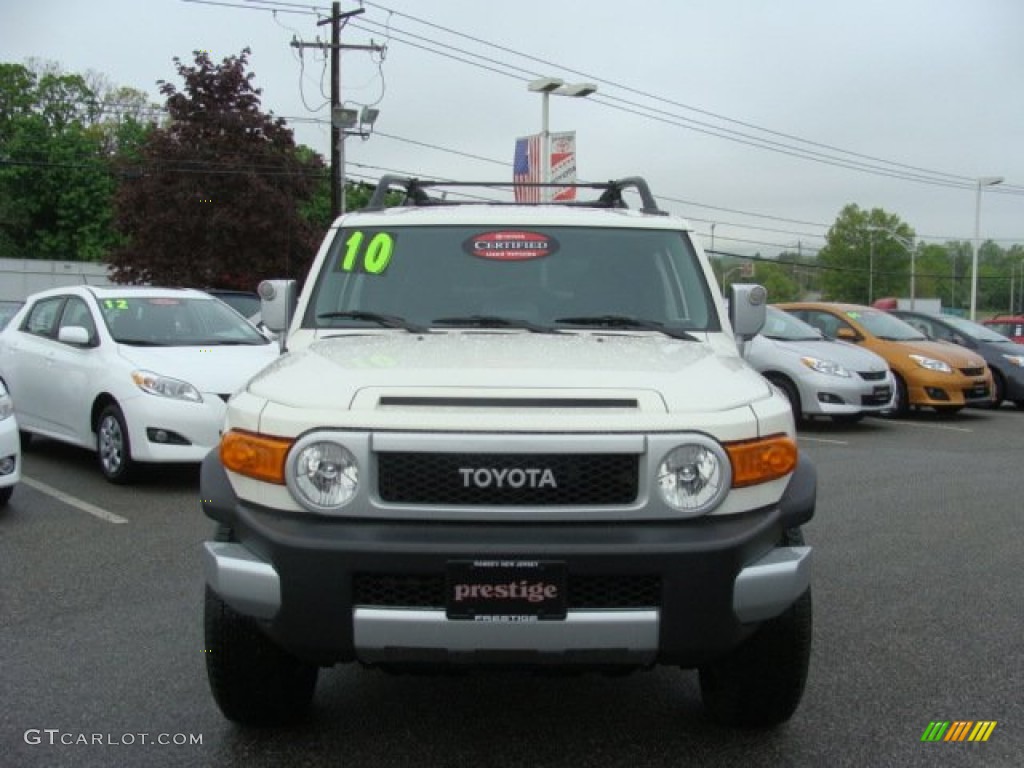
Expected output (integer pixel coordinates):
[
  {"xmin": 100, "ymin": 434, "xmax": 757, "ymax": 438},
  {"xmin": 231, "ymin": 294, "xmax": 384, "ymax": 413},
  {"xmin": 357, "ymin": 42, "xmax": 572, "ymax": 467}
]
[{"xmin": 2, "ymin": 406, "xmax": 1022, "ymax": 768}]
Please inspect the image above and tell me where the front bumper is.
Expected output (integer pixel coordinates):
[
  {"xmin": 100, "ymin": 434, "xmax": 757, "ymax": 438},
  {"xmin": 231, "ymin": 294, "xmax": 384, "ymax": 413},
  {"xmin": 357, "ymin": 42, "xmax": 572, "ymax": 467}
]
[
  {"xmin": 904, "ymin": 369, "xmax": 992, "ymax": 408},
  {"xmin": 797, "ymin": 371, "xmax": 893, "ymax": 416},
  {"xmin": 121, "ymin": 393, "xmax": 229, "ymax": 463},
  {"xmin": 201, "ymin": 451, "xmax": 816, "ymax": 668},
  {"xmin": 0, "ymin": 417, "xmax": 20, "ymax": 488}
]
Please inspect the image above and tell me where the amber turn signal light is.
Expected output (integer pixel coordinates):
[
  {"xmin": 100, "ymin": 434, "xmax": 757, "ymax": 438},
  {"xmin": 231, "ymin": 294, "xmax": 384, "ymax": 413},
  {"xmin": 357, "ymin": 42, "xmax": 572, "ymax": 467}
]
[
  {"xmin": 726, "ymin": 434, "xmax": 798, "ymax": 488},
  {"xmin": 220, "ymin": 430, "xmax": 293, "ymax": 485}
]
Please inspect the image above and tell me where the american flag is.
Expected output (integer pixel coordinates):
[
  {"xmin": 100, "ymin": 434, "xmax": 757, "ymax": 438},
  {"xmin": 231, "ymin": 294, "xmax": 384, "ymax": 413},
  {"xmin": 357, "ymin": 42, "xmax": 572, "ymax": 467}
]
[{"xmin": 513, "ymin": 134, "xmax": 542, "ymax": 203}]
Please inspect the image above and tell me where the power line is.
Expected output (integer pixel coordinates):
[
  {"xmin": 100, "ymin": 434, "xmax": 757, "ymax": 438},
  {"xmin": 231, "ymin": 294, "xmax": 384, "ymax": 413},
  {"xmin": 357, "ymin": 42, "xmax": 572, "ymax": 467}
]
[{"xmin": 358, "ymin": 1, "xmax": 1020, "ymax": 192}]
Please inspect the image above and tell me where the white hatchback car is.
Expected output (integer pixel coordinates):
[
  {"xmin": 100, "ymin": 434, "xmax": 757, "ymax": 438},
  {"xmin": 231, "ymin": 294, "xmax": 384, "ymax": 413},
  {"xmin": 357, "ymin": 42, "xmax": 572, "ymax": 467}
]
[
  {"xmin": 0, "ymin": 379, "xmax": 20, "ymax": 506},
  {"xmin": 0, "ymin": 286, "xmax": 280, "ymax": 483},
  {"xmin": 744, "ymin": 306, "xmax": 894, "ymax": 423}
]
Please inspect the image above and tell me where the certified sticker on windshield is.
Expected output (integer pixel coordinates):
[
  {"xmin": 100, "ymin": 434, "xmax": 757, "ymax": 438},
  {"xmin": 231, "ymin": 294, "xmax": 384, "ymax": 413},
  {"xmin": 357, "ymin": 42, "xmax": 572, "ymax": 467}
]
[{"xmin": 464, "ymin": 230, "xmax": 558, "ymax": 261}]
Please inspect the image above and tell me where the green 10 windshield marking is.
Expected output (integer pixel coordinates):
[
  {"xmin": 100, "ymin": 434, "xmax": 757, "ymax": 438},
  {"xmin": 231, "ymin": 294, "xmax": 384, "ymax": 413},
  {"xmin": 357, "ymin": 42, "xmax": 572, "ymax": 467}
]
[{"xmin": 341, "ymin": 232, "xmax": 394, "ymax": 274}]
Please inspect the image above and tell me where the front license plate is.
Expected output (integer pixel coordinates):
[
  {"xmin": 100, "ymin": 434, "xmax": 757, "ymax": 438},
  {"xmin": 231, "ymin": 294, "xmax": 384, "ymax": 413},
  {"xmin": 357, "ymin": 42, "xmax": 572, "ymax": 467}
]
[{"xmin": 446, "ymin": 560, "xmax": 567, "ymax": 621}]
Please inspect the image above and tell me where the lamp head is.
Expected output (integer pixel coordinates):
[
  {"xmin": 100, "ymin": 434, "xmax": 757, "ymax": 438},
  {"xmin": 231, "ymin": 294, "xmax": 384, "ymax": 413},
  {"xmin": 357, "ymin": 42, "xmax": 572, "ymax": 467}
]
[{"xmin": 528, "ymin": 77, "xmax": 565, "ymax": 93}]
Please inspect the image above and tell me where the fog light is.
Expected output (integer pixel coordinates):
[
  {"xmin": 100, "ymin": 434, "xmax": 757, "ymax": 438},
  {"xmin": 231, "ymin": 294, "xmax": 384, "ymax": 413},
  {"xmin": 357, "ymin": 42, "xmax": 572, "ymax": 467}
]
[
  {"xmin": 146, "ymin": 428, "xmax": 191, "ymax": 445},
  {"xmin": 0, "ymin": 455, "xmax": 15, "ymax": 475},
  {"xmin": 925, "ymin": 388, "xmax": 949, "ymax": 401},
  {"xmin": 817, "ymin": 393, "xmax": 845, "ymax": 405}
]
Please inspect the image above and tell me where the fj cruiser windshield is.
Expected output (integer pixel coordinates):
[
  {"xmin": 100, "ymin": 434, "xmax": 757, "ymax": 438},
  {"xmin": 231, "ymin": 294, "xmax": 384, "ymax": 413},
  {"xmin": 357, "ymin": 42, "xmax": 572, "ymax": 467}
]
[{"xmin": 304, "ymin": 226, "xmax": 720, "ymax": 333}]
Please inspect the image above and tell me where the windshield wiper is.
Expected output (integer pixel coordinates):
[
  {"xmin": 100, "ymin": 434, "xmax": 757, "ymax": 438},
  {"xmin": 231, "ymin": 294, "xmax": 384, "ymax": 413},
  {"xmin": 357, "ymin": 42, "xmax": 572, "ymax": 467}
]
[
  {"xmin": 318, "ymin": 311, "xmax": 430, "ymax": 334},
  {"xmin": 114, "ymin": 338, "xmax": 170, "ymax": 346},
  {"xmin": 554, "ymin": 315, "xmax": 698, "ymax": 341},
  {"xmin": 432, "ymin": 315, "xmax": 561, "ymax": 334}
]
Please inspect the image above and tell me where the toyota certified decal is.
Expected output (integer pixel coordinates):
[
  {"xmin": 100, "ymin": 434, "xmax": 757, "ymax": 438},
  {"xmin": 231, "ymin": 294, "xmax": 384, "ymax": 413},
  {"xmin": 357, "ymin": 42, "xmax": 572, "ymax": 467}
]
[{"xmin": 464, "ymin": 230, "xmax": 558, "ymax": 261}]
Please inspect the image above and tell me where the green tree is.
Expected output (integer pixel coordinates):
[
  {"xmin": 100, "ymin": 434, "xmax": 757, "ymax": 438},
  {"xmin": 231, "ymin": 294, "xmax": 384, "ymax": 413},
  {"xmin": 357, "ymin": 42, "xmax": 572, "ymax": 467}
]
[
  {"xmin": 817, "ymin": 204, "xmax": 915, "ymax": 304},
  {"xmin": 110, "ymin": 50, "xmax": 322, "ymax": 288},
  {"xmin": 0, "ymin": 61, "xmax": 153, "ymax": 260},
  {"xmin": 751, "ymin": 260, "xmax": 800, "ymax": 303}
]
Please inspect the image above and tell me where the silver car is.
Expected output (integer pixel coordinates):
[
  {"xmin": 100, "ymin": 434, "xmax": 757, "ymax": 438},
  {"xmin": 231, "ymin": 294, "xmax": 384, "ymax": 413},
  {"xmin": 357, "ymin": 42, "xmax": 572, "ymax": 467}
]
[{"xmin": 744, "ymin": 307, "xmax": 894, "ymax": 423}]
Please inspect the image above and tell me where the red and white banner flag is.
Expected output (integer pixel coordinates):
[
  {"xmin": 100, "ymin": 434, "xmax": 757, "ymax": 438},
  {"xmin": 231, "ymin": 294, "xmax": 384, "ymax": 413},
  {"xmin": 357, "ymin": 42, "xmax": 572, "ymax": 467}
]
[
  {"xmin": 513, "ymin": 131, "xmax": 577, "ymax": 203},
  {"xmin": 548, "ymin": 131, "xmax": 577, "ymax": 202}
]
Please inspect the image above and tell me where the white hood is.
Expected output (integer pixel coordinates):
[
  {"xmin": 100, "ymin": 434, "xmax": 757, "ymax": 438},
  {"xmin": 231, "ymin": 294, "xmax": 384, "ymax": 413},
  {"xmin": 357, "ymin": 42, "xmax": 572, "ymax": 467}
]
[
  {"xmin": 247, "ymin": 332, "xmax": 773, "ymax": 414},
  {"xmin": 118, "ymin": 343, "xmax": 280, "ymax": 394}
]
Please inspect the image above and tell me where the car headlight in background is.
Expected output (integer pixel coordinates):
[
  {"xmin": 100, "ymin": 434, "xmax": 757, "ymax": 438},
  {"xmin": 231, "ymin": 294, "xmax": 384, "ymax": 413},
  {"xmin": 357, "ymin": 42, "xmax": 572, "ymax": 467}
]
[
  {"xmin": 656, "ymin": 439, "xmax": 730, "ymax": 515},
  {"xmin": 131, "ymin": 370, "xmax": 203, "ymax": 402},
  {"xmin": 908, "ymin": 355, "xmax": 952, "ymax": 374},
  {"xmin": 1001, "ymin": 354, "xmax": 1024, "ymax": 368},
  {"xmin": 800, "ymin": 356, "xmax": 851, "ymax": 377},
  {"xmin": 288, "ymin": 440, "xmax": 359, "ymax": 511}
]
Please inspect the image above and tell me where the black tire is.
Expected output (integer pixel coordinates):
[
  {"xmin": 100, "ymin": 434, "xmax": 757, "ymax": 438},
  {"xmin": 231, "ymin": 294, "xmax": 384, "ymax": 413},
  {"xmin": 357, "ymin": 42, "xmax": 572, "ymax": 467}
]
[
  {"xmin": 0, "ymin": 485, "xmax": 12, "ymax": 508},
  {"xmin": 698, "ymin": 530, "xmax": 812, "ymax": 728},
  {"xmin": 96, "ymin": 403, "xmax": 135, "ymax": 484},
  {"xmin": 886, "ymin": 373, "xmax": 909, "ymax": 417},
  {"xmin": 768, "ymin": 375, "xmax": 803, "ymax": 424},
  {"xmin": 18, "ymin": 430, "xmax": 33, "ymax": 450},
  {"xmin": 204, "ymin": 587, "xmax": 318, "ymax": 727}
]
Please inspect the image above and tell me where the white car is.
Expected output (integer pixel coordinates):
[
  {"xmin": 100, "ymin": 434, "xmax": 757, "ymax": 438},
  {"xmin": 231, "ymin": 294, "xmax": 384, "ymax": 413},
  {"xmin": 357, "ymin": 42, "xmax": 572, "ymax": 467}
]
[
  {"xmin": 0, "ymin": 379, "xmax": 19, "ymax": 507},
  {"xmin": 0, "ymin": 286, "xmax": 280, "ymax": 483},
  {"xmin": 744, "ymin": 306, "xmax": 894, "ymax": 423}
]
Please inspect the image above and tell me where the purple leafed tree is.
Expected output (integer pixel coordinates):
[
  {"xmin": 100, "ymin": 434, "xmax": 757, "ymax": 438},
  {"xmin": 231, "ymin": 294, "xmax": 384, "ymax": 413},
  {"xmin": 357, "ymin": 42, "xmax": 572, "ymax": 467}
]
[{"xmin": 110, "ymin": 49, "xmax": 324, "ymax": 290}]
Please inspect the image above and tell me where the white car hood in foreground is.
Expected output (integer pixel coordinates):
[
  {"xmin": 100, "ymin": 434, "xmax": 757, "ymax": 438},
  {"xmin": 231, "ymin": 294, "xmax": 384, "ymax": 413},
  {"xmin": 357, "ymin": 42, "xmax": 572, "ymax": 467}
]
[
  {"xmin": 118, "ymin": 343, "xmax": 280, "ymax": 394},
  {"xmin": 247, "ymin": 332, "xmax": 773, "ymax": 414}
]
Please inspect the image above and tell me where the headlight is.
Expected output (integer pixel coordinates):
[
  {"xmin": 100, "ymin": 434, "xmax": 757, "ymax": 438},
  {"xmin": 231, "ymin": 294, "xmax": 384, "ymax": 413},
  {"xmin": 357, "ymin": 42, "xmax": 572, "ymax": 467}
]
[
  {"xmin": 800, "ymin": 356, "xmax": 851, "ymax": 377},
  {"xmin": 908, "ymin": 355, "xmax": 952, "ymax": 374},
  {"xmin": 656, "ymin": 439, "xmax": 730, "ymax": 516},
  {"xmin": 131, "ymin": 370, "xmax": 203, "ymax": 402},
  {"xmin": 1001, "ymin": 354, "xmax": 1024, "ymax": 368},
  {"xmin": 0, "ymin": 393, "xmax": 12, "ymax": 421},
  {"xmin": 288, "ymin": 439, "xmax": 359, "ymax": 511}
]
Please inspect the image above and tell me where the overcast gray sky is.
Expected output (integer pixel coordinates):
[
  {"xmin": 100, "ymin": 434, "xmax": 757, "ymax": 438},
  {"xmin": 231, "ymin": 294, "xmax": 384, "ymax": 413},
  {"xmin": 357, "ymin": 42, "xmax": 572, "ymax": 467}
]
[{"xmin": 4, "ymin": 0, "xmax": 1023, "ymax": 258}]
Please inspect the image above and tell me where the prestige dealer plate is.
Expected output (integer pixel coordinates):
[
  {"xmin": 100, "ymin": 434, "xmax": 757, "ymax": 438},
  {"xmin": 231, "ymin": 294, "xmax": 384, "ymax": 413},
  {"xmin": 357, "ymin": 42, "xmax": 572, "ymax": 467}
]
[{"xmin": 446, "ymin": 560, "xmax": 567, "ymax": 621}]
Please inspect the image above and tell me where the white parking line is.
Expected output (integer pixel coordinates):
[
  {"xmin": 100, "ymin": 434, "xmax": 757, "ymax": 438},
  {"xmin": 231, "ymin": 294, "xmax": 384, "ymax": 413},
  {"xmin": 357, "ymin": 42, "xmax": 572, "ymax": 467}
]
[
  {"xmin": 886, "ymin": 420, "xmax": 974, "ymax": 434},
  {"xmin": 21, "ymin": 476, "xmax": 129, "ymax": 524},
  {"xmin": 798, "ymin": 436, "xmax": 849, "ymax": 445}
]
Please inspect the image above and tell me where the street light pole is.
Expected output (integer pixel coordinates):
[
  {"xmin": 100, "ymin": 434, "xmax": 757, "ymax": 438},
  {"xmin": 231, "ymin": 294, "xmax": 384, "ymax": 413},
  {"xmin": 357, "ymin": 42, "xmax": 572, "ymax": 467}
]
[
  {"xmin": 970, "ymin": 175, "xmax": 1004, "ymax": 320},
  {"xmin": 868, "ymin": 233, "xmax": 875, "ymax": 305}
]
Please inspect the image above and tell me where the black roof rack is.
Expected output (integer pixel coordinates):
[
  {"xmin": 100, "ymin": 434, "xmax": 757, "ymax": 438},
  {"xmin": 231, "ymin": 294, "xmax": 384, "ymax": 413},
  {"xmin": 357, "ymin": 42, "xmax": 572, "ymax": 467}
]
[{"xmin": 364, "ymin": 176, "xmax": 667, "ymax": 215}]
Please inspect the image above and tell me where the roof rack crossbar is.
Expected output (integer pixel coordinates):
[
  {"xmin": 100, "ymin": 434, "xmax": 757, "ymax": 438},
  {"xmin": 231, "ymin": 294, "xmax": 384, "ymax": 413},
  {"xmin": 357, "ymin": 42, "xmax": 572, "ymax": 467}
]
[{"xmin": 363, "ymin": 176, "xmax": 666, "ymax": 214}]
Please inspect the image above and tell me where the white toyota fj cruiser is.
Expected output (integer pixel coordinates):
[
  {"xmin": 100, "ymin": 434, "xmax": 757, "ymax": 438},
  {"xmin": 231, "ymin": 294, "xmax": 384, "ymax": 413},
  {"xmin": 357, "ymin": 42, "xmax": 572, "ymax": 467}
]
[{"xmin": 200, "ymin": 176, "xmax": 816, "ymax": 728}]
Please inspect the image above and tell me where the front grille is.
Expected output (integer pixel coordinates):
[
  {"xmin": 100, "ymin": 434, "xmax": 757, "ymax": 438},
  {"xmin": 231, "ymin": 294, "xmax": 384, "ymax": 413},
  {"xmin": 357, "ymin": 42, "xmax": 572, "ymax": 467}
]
[
  {"xmin": 377, "ymin": 452, "xmax": 638, "ymax": 506},
  {"xmin": 861, "ymin": 387, "xmax": 892, "ymax": 406},
  {"xmin": 959, "ymin": 367, "xmax": 985, "ymax": 377},
  {"xmin": 857, "ymin": 370, "xmax": 888, "ymax": 382},
  {"xmin": 354, "ymin": 573, "xmax": 661, "ymax": 609}
]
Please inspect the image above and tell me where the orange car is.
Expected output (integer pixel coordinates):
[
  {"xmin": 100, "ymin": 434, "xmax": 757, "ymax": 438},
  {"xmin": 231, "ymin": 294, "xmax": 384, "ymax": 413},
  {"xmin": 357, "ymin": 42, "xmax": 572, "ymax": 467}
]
[{"xmin": 775, "ymin": 302, "xmax": 993, "ymax": 415}]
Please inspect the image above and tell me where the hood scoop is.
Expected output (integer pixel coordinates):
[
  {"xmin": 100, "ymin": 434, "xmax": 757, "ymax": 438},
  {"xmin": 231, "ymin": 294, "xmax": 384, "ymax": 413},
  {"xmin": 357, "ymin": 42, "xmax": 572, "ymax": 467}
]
[{"xmin": 378, "ymin": 396, "xmax": 639, "ymax": 409}]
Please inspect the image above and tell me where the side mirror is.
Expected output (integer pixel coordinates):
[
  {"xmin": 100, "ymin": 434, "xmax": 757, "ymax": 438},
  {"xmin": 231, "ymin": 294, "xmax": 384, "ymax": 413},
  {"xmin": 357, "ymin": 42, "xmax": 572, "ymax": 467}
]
[
  {"xmin": 728, "ymin": 284, "xmax": 767, "ymax": 341},
  {"xmin": 258, "ymin": 280, "xmax": 298, "ymax": 335},
  {"xmin": 836, "ymin": 327, "xmax": 860, "ymax": 342},
  {"xmin": 58, "ymin": 326, "xmax": 92, "ymax": 346}
]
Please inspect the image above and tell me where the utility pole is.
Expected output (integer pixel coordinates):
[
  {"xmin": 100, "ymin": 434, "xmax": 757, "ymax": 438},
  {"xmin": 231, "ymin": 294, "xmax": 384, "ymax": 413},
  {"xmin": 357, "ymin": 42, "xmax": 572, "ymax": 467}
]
[{"xmin": 293, "ymin": 3, "xmax": 382, "ymax": 220}]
